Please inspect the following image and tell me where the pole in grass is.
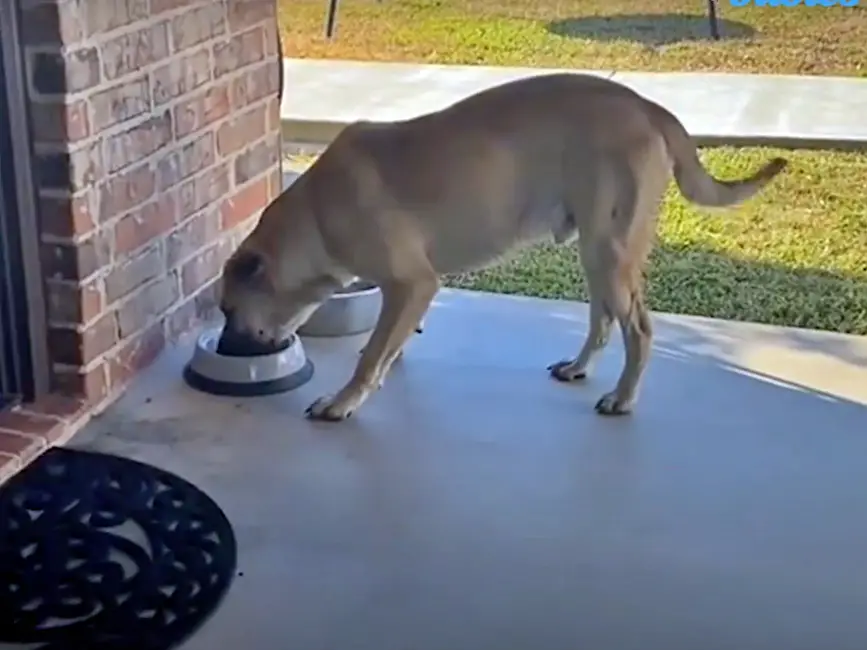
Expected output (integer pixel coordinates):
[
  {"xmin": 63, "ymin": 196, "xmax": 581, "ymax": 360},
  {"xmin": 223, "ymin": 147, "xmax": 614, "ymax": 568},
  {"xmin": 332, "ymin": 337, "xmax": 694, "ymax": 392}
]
[
  {"xmin": 707, "ymin": 0, "xmax": 720, "ymax": 40},
  {"xmin": 325, "ymin": 0, "xmax": 339, "ymax": 39}
]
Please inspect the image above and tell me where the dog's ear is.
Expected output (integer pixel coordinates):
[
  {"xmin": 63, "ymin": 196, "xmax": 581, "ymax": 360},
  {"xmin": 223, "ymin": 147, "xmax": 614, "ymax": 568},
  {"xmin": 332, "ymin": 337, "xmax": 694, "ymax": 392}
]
[{"xmin": 226, "ymin": 250, "xmax": 265, "ymax": 285}]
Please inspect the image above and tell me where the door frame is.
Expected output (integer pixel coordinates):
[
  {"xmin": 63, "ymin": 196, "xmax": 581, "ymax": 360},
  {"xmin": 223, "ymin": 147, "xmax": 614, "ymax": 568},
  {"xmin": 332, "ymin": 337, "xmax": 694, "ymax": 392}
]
[{"xmin": 0, "ymin": 0, "xmax": 50, "ymax": 403}]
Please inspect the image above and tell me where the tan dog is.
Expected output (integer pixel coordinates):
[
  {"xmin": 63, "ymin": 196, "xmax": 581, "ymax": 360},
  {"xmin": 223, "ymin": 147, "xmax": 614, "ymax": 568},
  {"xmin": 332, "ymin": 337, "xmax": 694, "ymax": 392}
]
[{"xmin": 219, "ymin": 73, "xmax": 786, "ymax": 421}]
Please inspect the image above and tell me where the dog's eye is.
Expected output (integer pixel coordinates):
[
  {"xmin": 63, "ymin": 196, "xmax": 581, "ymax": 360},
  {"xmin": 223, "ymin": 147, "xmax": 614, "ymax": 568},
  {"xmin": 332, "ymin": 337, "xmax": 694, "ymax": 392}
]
[{"xmin": 229, "ymin": 251, "xmax": 264, "ymax": 283}]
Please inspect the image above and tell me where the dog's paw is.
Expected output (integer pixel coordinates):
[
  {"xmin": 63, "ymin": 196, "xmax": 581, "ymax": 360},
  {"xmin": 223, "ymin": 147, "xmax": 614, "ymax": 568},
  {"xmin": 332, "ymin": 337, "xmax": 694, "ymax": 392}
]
[
  {"xmin": 305, "ymin": 395, "xmax": 354, "ymax": 422},
  {"xmin": 594, "ymin": 392, "xmax": 633, "ymax": 416},
  {"xmin": 547, "ymin": 359, "xmax": 587, "ymax": 382}
]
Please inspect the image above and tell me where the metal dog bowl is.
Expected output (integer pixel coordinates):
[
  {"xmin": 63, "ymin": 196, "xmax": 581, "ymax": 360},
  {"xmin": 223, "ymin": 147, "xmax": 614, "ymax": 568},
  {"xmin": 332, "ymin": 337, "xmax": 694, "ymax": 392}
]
[
  {"xmin": 298, "ymin": 279, "xmax": 382, "ymax": 337},
  {"xmin": 184, "ymin": 326, "xmax": 314, "ymax": 396}
]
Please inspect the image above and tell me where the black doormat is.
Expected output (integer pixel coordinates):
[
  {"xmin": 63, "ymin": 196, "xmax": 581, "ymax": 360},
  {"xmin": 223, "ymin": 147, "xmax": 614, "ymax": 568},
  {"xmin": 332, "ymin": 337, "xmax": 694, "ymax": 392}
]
[{"xmin": 0, "ymin": 447, "xmax": 237, "ymax": 650}]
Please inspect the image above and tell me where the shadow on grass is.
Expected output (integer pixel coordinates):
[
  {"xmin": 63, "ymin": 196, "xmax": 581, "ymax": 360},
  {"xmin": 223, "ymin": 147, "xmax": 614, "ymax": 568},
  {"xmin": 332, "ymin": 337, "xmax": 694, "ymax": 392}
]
[{"xmin": 547, "ymin": 13, "xmax": 756, "ymax": 45}]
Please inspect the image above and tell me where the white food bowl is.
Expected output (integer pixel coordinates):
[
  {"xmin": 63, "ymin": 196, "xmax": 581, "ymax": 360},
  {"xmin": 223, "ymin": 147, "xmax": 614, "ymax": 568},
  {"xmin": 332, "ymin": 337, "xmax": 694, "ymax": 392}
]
[
  {"xmin": 298, "ymin": 279, "xmax": 382, "ymax": 337},
  {"xmin": 184, "ymin": 326, "xmax": 314, "ymax": 396}
]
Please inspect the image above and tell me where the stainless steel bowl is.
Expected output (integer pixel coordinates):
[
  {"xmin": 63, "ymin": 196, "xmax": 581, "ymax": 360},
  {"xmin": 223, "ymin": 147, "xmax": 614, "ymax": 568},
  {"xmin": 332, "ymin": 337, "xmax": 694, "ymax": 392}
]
[
  {"xmin": 298, "ymin": 280, "xmax": 382, "ymax": 337},
  {"xmin": 184, "ymin": 327, "xmax": 314, "ymax": 396}
]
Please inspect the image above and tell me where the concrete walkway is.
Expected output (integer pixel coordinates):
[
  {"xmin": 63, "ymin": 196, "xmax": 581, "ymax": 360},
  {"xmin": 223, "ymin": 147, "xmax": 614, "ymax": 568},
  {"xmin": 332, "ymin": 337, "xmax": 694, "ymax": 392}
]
[
  {"xmin": 281, "ymin": 58, "xmax": 867, "ymax": 148},
  {"xmin": 76, "ymin": 289, "xmax": 867, "ymax": 650}
]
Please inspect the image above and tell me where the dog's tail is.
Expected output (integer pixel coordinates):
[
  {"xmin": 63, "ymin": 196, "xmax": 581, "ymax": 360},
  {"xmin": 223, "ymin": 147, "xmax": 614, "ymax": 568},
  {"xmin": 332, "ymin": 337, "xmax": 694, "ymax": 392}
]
[{"xmin": 649, "ymin": 102, "xmax": 787, "ymax": 208}]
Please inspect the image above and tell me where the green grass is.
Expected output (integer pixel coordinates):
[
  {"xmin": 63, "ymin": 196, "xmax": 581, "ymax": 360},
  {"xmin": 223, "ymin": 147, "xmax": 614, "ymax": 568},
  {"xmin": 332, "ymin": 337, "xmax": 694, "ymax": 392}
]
[
  {"xmin": 285, "ymin": 147, "xmax": 867, "ymax": 335},
  {"xmin": 280, "ymin": 0, "xmax": 867, "ymax": 77},
  {"xmin": 279, "ymin": 0, "xmax": 867, "ymax": 333}
]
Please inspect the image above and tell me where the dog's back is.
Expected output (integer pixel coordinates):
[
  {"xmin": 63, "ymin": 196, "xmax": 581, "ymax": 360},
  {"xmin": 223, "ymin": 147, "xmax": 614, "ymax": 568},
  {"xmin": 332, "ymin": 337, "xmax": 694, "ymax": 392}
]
[{"xmin": 306, "ymin": 73, "xmax": 784, "ymax": 276}]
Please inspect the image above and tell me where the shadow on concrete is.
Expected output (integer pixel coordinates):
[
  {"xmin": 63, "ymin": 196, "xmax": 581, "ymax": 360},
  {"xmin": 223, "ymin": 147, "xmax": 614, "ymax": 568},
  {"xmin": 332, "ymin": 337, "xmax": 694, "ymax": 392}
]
[
  {"xmin": 449, "ymin": 242, "xmax": 867, "ymax": 362},
  {"xmin": 547, "ymin": 13, "xmax": 756, "ymax": 46}
]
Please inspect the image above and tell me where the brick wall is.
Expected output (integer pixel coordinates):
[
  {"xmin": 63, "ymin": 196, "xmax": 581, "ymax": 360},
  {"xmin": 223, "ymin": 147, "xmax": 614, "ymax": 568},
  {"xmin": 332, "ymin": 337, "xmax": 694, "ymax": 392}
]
[{"xmin": 20, "ymin": 0, "xmax": 283, "ymax": 404}]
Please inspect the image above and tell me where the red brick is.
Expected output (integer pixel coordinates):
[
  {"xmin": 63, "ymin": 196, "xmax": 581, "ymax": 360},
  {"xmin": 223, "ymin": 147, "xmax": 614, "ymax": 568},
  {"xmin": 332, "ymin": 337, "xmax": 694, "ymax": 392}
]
[
  {"xmin": 116, "ymin": 275, "xmax": 179, "ymax": 338},
  {"xmin": 101, "ymin": 21, "xmax": 170, "ymax": 81},
  {"xmin": 0, "ymin": 453, "xmax": 22, "ymax": 484},
  {"xmin": 41, "ymin": 232, "xmax": 112, "ymax": 282},
  {"xmin": 171, "ymin": 4, "xmax": 226, "ymax": 53},
  {"xmin": 53, "ymin": 363, "xmax": 110, "ymax": 403},
  {"xmin": 35, "ymin": 143, "xmax": 102, "ymax": 192},
  {"xmin": 167, "ymin": 279, "xmax": 221, "ymax": 340},
  {"xmin": 18, "ymin": 395, "xmax": 88, "ymax": 422},
  {"xmin": 47, "ymin": 313, "xmax": 118, "ymax": 366},
  {"xmin": 166, "ymin": 297, "xmax": 199, "ymax": 341},
  {"xmin": 213, "ymin": 26, "xmax": 265, "ymax": 78},
  {"xmin": 220, "ymin": 176, "xmax": 269, "ymax": 230},
  {"xmin": 82, "ymin": 0, "xmax": 149, "ymax": 38},
  {"xmin": 30, "ymin": 99, "xmax": 90, "ymax": 143},
  {"xmin": 267, "ymin": 167, "xmax": 282, "ymax": 201},
  {"xmin": 89, "ymin": 75, "xmax": 151, "ymax": 131},
  {"xmin": 173, "ymin": 83, "xmax": 230, "ymax": 138},
  {"xmin": 45, "ymin": 278, "xmax": 104, "ymax": 324},
  {"xmin": 103, "ymin": 112, "xmax": 173, "ymax": 174},
  {"xmin": 105, "ymin": 245, "xmax": 165, "ymax": 304},
  {"xmin": 0, "ymin": 432, "xmax": 43, "ymax": 462},
  {"xmin": 216, "ymin": 104, "xmax": 266, "ymax": 156},
  {"xmin": 166, "ymin": 208, "xmax": 220, "ymax": 267},
  {"xmin": 227, "ymin": 0, "xmax": 275, "ymax": 32},
  {"xmin": 109, "ymin": 323, "xmax": 166, "ymax": 389},
  {"xmin": 0, "ymin": 411, "xmax": 61, "ymax": 436},
  {"xmin": 177, "ymin": 164, "xmax": 230, "ymax": 220},
  {"xmin": 98, "ymin": 162, "xmax": 156, "ymax": 222},
  {"xmin": 157, "ymin": 132, "xmax": 215, "ymax": 190},
  {"xmin": 264, "ymin": 20, "xmax": 280, "ymax": 56},
  {"xmin": 21, "ymin": 1, "xmax": 85, "ymax": 46},
  {"xmin": 152, "ymin": 47, "xmax": 212, "ymax": 106},
  {"xmin": 30, "ymin": 47, "xmax": 101, "ymax": 95},
  {"xmin": 39, "ymin": 191, "xmax": 95, "ymax": 239},
  {"xmin": 181, "ymin": 240, "xmax": 232, "ymax": 296},
  {"xmin": 266, "ymin": 95, "xmax": 280, "ymax": 132},
  {"xmin": 114, "ymin": 193, "xmax": 177, "ymax": 256},
  {"xmin": 230, "ymin": 61, "xmax": 279, "ymax": 109},
  {"xmin": 152, "ymin": 0, "xmax": 194, "ymax": 14},
  {"xmin": 234, "ymin": 135, "xmax": 279, "ymax": 185}
]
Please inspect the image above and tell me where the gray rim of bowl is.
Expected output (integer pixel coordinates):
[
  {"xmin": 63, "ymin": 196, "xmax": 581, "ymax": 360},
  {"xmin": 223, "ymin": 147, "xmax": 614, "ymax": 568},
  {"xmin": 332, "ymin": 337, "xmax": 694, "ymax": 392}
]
[{"xmin": 335, "ymin": 280, "xmax": 380, "ymax": 296}]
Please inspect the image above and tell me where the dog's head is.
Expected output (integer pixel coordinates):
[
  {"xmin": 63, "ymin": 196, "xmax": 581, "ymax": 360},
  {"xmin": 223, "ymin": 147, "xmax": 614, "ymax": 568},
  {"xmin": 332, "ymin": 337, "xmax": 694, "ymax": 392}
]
[{"xmin": 218, "ymin": 242, "xmax": 340, "ymax": 346}]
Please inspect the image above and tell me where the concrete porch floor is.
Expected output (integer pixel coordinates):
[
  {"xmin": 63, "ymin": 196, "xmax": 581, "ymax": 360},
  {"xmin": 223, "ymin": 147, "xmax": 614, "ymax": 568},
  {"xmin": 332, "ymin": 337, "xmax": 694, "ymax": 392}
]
[{"xmin": 73, "ymin": 289, "xmax": 867, "ymax": 650}]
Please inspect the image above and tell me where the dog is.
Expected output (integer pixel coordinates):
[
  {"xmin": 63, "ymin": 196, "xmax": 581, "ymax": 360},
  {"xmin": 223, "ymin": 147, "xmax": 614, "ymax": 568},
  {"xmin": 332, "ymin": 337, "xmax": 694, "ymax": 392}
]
[{"xmin": 219, "ymin": 72, "xmax": 787, "ymax": 422}]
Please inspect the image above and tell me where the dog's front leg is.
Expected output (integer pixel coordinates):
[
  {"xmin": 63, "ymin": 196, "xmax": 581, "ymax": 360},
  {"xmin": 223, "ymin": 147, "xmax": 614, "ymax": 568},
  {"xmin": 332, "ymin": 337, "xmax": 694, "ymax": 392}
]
[{"xmin": 306, "ymin": 276, "xmax": 439, "ymax": 421}]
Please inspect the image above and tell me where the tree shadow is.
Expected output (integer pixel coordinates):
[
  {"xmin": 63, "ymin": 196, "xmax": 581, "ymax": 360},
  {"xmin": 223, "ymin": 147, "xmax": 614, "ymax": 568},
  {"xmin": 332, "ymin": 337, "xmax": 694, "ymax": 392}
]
[
  {"xmin": 547, "ymin": 13, "xmax": 757, "ymax": 46},
  {"xmin": 645, "ymin": 243, "xmax": 867, "ymax": 364}
]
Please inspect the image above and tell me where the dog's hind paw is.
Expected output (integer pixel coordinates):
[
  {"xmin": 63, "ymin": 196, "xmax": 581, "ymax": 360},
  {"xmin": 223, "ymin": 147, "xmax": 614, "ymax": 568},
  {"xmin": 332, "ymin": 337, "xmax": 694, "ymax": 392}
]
[
  {"xmin": 594, "ymin": 392, "xmax": 633, "ymax": 416},
  {"xmin": 547, "ymin": 359, "xmax": 587, "ymax": 382}
]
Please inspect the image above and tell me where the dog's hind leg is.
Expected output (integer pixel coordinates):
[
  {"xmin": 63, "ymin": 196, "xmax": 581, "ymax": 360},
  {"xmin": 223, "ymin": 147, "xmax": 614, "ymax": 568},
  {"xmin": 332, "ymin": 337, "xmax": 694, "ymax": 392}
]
[
  {"xmin": 548, "ymin": 249, "xmax": 614, "ymax": 382},
  {"xmin": 591, "ymin": 158, "xmax": 663, "ymax": 415},
  {"xmin": 593, "ymin": 270, "xmax": 652, "ymax": 416},
  {"xmin": 306, "ymin": 273, "xmax": 439, "ymax": 421}
]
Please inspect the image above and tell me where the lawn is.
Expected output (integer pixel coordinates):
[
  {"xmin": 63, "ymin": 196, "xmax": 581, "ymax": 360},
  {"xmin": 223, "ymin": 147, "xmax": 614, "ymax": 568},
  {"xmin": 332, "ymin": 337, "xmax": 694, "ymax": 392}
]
[
  {"xmin": 280, "ymin": 0, "xmax": 867, "ymax": 77},
  {"xmin": 279, "ymin": 0, "xmax": 867, "ymax": 334},
  {"xmin": 284, "ymin": 147, "xmax": 867, "ymax": 335}
]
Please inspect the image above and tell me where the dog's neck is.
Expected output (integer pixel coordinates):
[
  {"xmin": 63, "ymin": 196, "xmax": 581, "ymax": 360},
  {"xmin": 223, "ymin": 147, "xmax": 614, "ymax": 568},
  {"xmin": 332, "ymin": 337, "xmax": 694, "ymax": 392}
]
[{"xmin": 249, "ymin": 177, "xmax": 345, "ymax": 286}]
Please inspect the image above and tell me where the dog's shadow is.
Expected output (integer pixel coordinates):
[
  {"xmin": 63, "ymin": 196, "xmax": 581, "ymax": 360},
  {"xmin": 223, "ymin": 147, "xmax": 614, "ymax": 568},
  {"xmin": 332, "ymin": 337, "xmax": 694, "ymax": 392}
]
[{"xmin": 548, "ymin": 13, "xmax": 757, "ymax": 46}]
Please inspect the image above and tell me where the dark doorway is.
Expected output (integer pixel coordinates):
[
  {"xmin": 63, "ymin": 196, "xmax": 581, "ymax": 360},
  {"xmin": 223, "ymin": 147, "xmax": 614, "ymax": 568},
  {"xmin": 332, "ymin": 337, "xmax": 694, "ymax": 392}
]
[{"xmin": 0, "ymin": 0, "xmax": 50, "ymax": 407}]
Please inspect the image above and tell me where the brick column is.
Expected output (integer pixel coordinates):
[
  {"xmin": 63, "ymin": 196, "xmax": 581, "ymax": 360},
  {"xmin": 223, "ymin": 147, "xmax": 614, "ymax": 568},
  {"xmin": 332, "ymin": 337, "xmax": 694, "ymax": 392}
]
[{"xmin": 19, "ymin": 0, "xmax": 283, "ymax": 405}]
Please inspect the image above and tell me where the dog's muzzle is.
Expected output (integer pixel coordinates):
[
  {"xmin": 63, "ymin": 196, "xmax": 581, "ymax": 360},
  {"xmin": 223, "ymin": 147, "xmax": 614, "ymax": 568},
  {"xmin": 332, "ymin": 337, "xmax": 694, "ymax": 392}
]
[{"xmin": 216, "ymin": 312, "xmax": 289, "ymax": 357}]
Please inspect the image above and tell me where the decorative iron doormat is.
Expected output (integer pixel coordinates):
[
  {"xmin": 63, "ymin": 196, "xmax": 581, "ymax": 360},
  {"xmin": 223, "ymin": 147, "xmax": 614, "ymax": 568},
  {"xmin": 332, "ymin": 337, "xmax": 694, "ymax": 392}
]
[{"xmin": 0, "ymin": 447, "xmax": 237, "ymax": 650}]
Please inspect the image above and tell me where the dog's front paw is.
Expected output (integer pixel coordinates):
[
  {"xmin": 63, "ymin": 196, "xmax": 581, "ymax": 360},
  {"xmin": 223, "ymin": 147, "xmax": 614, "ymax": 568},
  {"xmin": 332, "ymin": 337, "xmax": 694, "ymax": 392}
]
[
  {"xmin": 305, "ymin": 395, "xmax": 354, "ymax": 422},
  {"xmin": 594, "ymin": 391, "xmax": 633, "ymax": 416},
  {"xmin": 547, "ymin": 359, "xmax": 587, "ymax": 382}
]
